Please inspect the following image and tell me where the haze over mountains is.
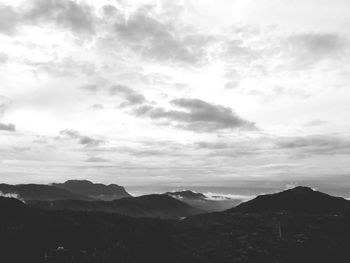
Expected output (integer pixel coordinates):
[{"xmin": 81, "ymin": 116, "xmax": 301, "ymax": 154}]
[{"xmin": 165, "ymin": 190, "xmax": 242, "ymax": 212}]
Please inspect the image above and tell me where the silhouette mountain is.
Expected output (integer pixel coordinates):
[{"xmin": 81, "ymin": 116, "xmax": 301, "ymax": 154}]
[
  {"xmin": 52, "ymin": 180, "xmax": 131, "ymax": 200},
  {"xmin": 2, "ymin": 187, "xmax": 350, "ymax": 263},
  {"xmin": 0, "ymin": 184, "xmax": 90, "ymax": 201},
  {"xmin": 231, "ymin": 186, "xmax": 350, "ymax": 214},
  {"xmin": 165, "ymin": 190, "xmax": 241, "ymax": 212},
  {"xmin": 28, "ymin": 194, "xmax": 203, "ymax": 219}
]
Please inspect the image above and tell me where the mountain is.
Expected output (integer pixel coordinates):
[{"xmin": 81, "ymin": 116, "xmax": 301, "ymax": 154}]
[
  {"xmin": 230, "ymin": 186, "xmax": 350, "ymax": 214},
  {"xmin": 166, "ymin": 190, "xmax": 207, "ymax": 200},
  {"xmin": 52, "ymin": 180, "xmax": 131, "ymax": 200},
  {"xmin": 0, "ymin": 196, "xmax": 28, "ymax": 219},
  {"xmin": 28, "ymin": 194, "xmax": 203, "ymax": 219},
  {"xmin": 165, "ymin": 190, "xmax": 241, "ymax": 212},
  {"xmin": 0, "ymin": 184, "xmax": 90, "ymax": 201},
  {"xmin": 2, "ymin": 187, "xmax": 350, "ymax": 263}
]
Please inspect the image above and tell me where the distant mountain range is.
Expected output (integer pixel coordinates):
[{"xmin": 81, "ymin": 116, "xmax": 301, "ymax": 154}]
[
  {"xmin": 165, "ymin": 190, "xmax": 242, "ymax": 212},
  {"xmin": 52, "ymin": 180, "xmax": 131, "ymax": 200},
  {"xmin": 0, "ymin": 183, "xmax": 90, "ymax": 201},
  {"xmin": 230, "ymin": 186, "xmax": 350, "ymax": 214},
  {"xmin": 2, "ymin": 186, "xmax": 350, "ymax": 263},
  {"xmin": 28, "ymin": 194, "xmax": 203, "ymax": 219}
]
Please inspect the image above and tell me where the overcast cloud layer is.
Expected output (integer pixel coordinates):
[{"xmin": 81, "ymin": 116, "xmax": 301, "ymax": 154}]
[{"xmin": 0, "ymin": 0, "xmax": 350, "ymax": 195}]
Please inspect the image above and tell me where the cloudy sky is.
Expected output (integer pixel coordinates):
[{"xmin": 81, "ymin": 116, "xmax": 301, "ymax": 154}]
[{"xmin": 0, "ymin": 0, "xmax": 350, "ymax": 194}]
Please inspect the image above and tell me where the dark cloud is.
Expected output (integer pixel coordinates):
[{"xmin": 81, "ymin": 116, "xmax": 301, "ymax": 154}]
[
  {"xmin": 0, "ymin": 0, "xmax": 95, "ymax": 36},
  {"xmin": 0, "ymin": 122, "xmax": 16, "ymax": 132},
  {"xmin": 110, "ymin": 5, "xmax": 212, "ymax": 65},
  {"xmin": 23, "ymin": 0, "xmax": 95, "ymax": 35},
  {"xmin": 60, "ymin": 129, "xmax": 104, "ymax": 147},
  {"xmin": 133, "ymin": 98, "xmax": 256, "ymax": 132},
  {"xmin": 109, "ymin": 85, "xmax": 146, "ymax": 107},
  {"xmin": 0, "ymin": 5, "xmax": 19, "ymax": 35},
  {"xmin": 276, "ymin": 135, "xmax": 350, "ymax": 155}
]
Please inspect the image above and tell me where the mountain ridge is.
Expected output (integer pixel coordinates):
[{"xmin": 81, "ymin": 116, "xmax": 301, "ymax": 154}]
[
  {"xmin": 0, "ymin": 183, "xmax": 91, "ymax": 201},
  {"xmin": 28, "ymin": 194, "xmax": 203, "ymax": 219},
  {"xmin": 52, "ymin": 180, "xmax": 131, "ymax": 200},
  {"xmin": 230, "ymin": 186, "xmax": 350, "ymax": 214}
]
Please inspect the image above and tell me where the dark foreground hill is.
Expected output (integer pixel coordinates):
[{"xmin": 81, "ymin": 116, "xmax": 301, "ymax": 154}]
[
  {"xmin": 165, "ymin": 190, "xmax": 241, "ymax": 212},
  {"xmin": 231, "ymin": 186, "xmax": 350, "ymax": 214},
  {"xmin": 28, "ymin": 194, "xmax": 203, "ymax": 219},
  {"xmin": 0, "ymin": 183, "xmax": 90, "ymax": 201},
  {"xmin": 2, "ymin": 186, "xmax": 350, "ymax": 263},
  {"xmin": 52, "ymin": 180, "xmax": 131, "ymax": 200}
]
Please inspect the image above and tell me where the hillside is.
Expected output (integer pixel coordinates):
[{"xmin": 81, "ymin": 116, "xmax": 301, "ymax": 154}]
[
  {"xmin": 230, "ymin": 186, "xmax": 350, "ymax": 214},
  {"xmin": 2, "ymin": 187, "xmax": 350, "ymax": 263},
  {"xmin": 28, "ymin": 194, "xmax": 203, "ymax": 219},
  {"xmin": 0, "ymin": 184, "xmax": 90, "ymax": 201}
]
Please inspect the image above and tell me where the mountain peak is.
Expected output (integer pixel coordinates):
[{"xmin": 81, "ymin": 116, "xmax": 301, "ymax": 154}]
[
  {"xmin": 231, "ymin": 186, "xmax": 350, "ymax": 214},
  {"xmin": 53, "ymin": 180, "xmax": 131, "ymax": 200},
  {"xmin": 287, "ymin": 186, "xmax": 314, "ymax": 193}
]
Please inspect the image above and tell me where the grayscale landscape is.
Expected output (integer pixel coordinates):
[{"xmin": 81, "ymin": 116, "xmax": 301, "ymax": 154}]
[{"xmin": 0, "ymin": 0, "xmax": 350, "ymax": 262}]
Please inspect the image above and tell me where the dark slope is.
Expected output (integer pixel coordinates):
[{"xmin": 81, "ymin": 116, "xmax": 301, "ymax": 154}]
[
  {"xmin": 3, "ymin": 188, "xmax": 350, "ymax": 263},
  {"xmin": 0, "ymin": 184, "xmax": 90, "ymax": 201},
  {"xmin": 52, "ymin": 180, "xmax": 131, "ymax": 200},
  {"xmin": 231, "ymin": 186, "xmax": 350, "ymax": 214},
  {"xmin": 0, "ymin": 196, "xmax": 182, "ymax": 263},
  {"xmin": 0, "ymin": 196, "xmax": 29, "ymax": 221},
  {"xmin": 28, "ymin": 194, "xmax": 203, "ymax": 219},
  {"xmin": 165, "ymin": 190, "xmax": 241, "ymax": 212}
]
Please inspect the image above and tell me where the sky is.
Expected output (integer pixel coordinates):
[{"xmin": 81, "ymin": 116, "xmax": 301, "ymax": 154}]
[{"xmin": 0, "ymin": 0, "xmax": 350, "ymax": 195}]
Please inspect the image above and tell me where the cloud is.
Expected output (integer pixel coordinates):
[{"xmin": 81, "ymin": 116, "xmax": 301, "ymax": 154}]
[
  {"xmin": 0, "ymin": 191, "xmax": 25, "ymax": 202},
  {"xmin": 80, "ymin": 84, "xmax": 99, "ymax": 93},
  {"xmin": 109, "ymin": 85, "xmax": 146, "ymax": 107},
  {"xmin": 204, "ymin": 192, "xmax": 254, "ymax": 201},
  {"xmin": 110, "ymin": 5, "xmax": 212, "ymax": 65},
  {"xmin": 286, "ymin": 33, "xmax": 348, "ymax": 66},
  {"xmin": 276, "ymin": 135, "xmax": 350, "ymax": 155},
  {"xmin": 134, "ymin": 98, "xmax": 256, "ymax": 132},
  {"xmin": 22, "ymin": 0, "xmax": 95, "ymax": 35},
  {"xmin": 25, "ymin": 58, "xmax": 95, "ymax": 77},
  {"xmin": 304, "ymin": 119, "xmax": 328, "ymax": 127},
  {"xmin": 90, "ymin": 104, "xmax": 104, "ymax": 110},
  {"xmin": 0, "ymin": 0, "xmax": 95, "ymax": 36},
  {"xmin": 60, "ymin": 129, "xmax": 104, "ymax": 147},
  {"xmin": 0, "ymin": 53, "xmax": 9, "ymax": 63},
  {"xmin": 85, "ymin": 157, "xmax": 109, "ymax": 162},
  {"xmin": 0, "ymin": 122, "xmax": 16, "ymax": 132},
  {"xmin": 0, "ymin": 96, "xmax": 11, "ymax": 115},
  {"xmin": 223, "ymin": 39, "xmax": 262, "ymax": 64},
  {"xmin": 0, "ymin": 5, "xmax": 19, "ymax": 35}
]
